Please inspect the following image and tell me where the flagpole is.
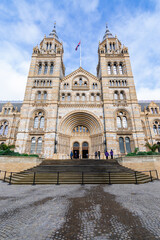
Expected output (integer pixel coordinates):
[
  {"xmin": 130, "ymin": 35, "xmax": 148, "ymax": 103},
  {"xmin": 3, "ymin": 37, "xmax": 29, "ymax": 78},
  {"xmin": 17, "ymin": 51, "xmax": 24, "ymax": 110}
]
[{"xmin": 80, "ymin": 41, "xmax": 81, "ymax": 67}]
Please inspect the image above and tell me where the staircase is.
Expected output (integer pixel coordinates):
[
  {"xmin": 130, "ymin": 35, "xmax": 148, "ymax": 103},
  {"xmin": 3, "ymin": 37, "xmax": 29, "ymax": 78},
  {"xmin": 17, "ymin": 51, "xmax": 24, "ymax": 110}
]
[{"xmin": 4, "ymin": 159, "xmax": 157, "ymax": 185}]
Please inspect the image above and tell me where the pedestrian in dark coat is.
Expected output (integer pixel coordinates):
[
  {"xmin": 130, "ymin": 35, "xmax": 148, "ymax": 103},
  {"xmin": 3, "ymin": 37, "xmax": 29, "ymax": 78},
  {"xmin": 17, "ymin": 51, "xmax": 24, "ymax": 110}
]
[
  {"xmin": 95, "ymin": 151, "xmax": 98, "ymax": 159},
  {"xmin": 110, "ymin": 149, "xmax": 113, "ymax": 159},
  {"xmin": 98, "ymin": 151, "xmax": 100, "ymax": 160},
  {"xmin": 105, "ymin": 151, "xmax": 109, "ymax": 159},
  {"xmin": 70, "ymin": 151, "xmax": 73, "ymax": 159}
]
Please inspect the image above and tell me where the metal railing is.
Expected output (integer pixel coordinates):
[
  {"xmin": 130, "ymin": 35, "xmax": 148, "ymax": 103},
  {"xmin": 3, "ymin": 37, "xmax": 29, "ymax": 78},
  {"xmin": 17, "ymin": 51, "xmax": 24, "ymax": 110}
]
[{"xmin": 0, "ymin": 169, "xmax": 159, "ymax": 185}]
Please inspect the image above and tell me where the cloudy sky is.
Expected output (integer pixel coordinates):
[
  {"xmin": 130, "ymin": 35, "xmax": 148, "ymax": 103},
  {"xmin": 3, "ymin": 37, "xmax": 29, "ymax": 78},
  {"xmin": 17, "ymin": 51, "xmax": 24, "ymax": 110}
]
[{"xmin": 0, "ymin": 0, "xmax": 160, "ymax": 100}]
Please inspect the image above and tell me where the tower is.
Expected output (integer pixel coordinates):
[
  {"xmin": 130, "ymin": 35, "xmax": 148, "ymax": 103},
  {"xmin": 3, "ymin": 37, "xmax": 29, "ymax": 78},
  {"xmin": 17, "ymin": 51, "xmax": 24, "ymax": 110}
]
[
  {"xmin": 97, "ymin": 24, "xmax": 145, "ymax": 155},
  {"xmin": 16, "ymin": 23, "xmax": 65, "ymax": 158}
]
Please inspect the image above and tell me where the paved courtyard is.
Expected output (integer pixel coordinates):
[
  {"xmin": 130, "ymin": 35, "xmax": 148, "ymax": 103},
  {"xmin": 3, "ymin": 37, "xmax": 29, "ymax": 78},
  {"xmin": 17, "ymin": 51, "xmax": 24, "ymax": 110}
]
[{"xmin": 0, "ymin": 181, "xmax": 160, "ymax": 240}]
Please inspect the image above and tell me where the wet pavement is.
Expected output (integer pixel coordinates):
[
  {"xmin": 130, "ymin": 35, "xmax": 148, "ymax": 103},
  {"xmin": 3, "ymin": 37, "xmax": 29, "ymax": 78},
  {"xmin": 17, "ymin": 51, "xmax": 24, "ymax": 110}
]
[{"xmin": 0, "ymin": 182, "xmax": 160, "ymax": 240}]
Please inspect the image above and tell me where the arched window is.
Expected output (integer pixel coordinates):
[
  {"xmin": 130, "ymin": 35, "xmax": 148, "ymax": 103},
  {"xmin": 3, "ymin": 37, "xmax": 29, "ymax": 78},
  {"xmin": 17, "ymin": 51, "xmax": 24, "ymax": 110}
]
[
  {"xmin": 79, "ymin": 78, "xmax": 82, "ymax": 86},
  {"xmin": 124, "ymin": 80, "xmax": 127, "ymax": 86},
  {"xmin": 109, "ymin": 80, "xmax": 112, "ymax": 86},
  {"xmin": 38, "ymin": 63, "xmax": 42, "ymax": 75},
  {"xmin": 30, "ymin": 137, "xmax": 36, "ymax": 153},
  {"xmin": 74, "ymin": 81, "xmax": 77, "ymax": 86},
  {"xmin": 151, "ymin": 108, "xmax": 154, "ymax": 114},
  {"xmin": 116, "ymin": 81, "xmax": 118, "ymax": 86},
  {"xmin": 76, "ymin": 94, "xmax": 80, "ymax": 101},
  {"xmin": 49, "ymin": 43, "xmax": 52, "ymax": 49},
  {"xmin": 119, "ymin": 137, "xmax": 125, "ymax": 153},
  {"xmin": 113, "ymin": 63, "xmax": 117, "ymax": 74},
  {"xmin": 155, "ymin": 108, "xmax": 158, "ymax": 114},
  {"xmin": 119, "ymin": 63, "xmax": 123, "ymax": 74},
  {"xmin": 122, "ymin": 81, "xmax": 124, "ymax": 86},
  {"xmin": 84, "ymin": 81, "xmax": 87, "ymax": 86},
  {"xmin": 120, "ymin": 92, "xmax": 124, "ymax": 100},
  {"xmin": 113, "ymin": 43, "xmax": 115, "ymax": 50},
  {"xmin": 34, "ymin": 116, "xmax": 39, "ymax": 128},
  {"xmin": 0, "ymin": 125, "xmax": 3, "ymax": 135},
  {"xmin": 114, "ymin": 91, "xmax": 118, "ymax": 100},
  {"xmin": 96, "ymin": 94, "xmax": 100, "ymax": 101},
  {"xmin": 40, "ymin": 117, "xmax": 44, "ymax": 128},
  {"xmin": 64, "ymin": 83, "xmax": 66, "ymax": 89},
  {"xmin": 158, "ymin": 125, "xmax": 160, "ymax": 134},
  {"xmin": 44, "ymin": 63, "xmax": 48, "ymax": 74},
  {"xmin": 93, "ymin": 83, "xmax": 95, "ymax": 89},
  {"xmin": 95, "ymin": 83, "xmax": 98, "ymax": 89},
  {"xmin": 108, "ymin": 63, "xmax": 111, "ymax": 75},
  {"xmin": 82, "ymin": 94, "xmax": 86, "ymax": 101},
  {"xmin": 37, "ymin": 91, "xmax": 41, "ymax": 100},
  {"xmin": 123, "ymin": 117, "xmax": 128, "ymax": 128},
  {"xmin": 4, "ymin": 125, "xmax": 8, "ymax": 136},
  {"xmin": 110, "ymin": 43, "xmax": 112, "ymax": 50},
  {"xmin": 91, "ymin": 94, "xmax": 94, "ymax": 101},
  {"xmin": 125, "ymin": 137, "xmax": 131, "ymax": 153},
  {"xmin": 82, "ymin": 142, "xmax": 88, "ymax": 147},
  {"xmin": 67, "ymin": 83, "xmax": 69, "ymax": 89},
  {"xmin": 62, "ymin": 94, "xmax": 65, "ymax": 101},
  {"xmin": 73, "ymin": 142, "xmax": 79, "ymax": 147},
  {"xmin": 55, "ymin": 44, "xmax": 57, "ymax": 52},
  {"xmin": 117, "ymin": 116, "xmax": 122, "ymax": 128},
  {"xmin": 153, "ymin": 125, "xmax": 157, "ymax": 134},
  {"xmin": 46, "ymin": 42, "xmax": 49, "ymax": 50},
  {"xmin": 67, "ymin": 94, "xmax": 71, "ymax": 101},
  {"xmin": 37, "ymin": 137, "xmax": 42, "ymax": 153},
  {"xmin": 50, "ymin": 63, "xmax": 54, "ymax": 74},
  {"xmin": 44, "ymin": 92, "xmax": 47, "ymax": 100},
  {"xmin": 4, "ymin": 108, "xmax": 7, "ymax": 115}
]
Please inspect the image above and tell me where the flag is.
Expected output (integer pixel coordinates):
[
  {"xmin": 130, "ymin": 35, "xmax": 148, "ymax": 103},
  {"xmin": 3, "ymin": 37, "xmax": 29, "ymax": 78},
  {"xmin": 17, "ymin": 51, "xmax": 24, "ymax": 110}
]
[{"xmin": 75, "ymin": 41, "xmax": 81, "ymax": 51}]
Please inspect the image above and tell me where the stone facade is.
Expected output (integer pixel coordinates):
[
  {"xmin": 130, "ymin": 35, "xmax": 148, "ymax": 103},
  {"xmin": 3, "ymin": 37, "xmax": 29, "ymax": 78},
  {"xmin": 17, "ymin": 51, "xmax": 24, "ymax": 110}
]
[{"xmin": 0, "ymin": 24, "xmax": 160, "ymax": 159}]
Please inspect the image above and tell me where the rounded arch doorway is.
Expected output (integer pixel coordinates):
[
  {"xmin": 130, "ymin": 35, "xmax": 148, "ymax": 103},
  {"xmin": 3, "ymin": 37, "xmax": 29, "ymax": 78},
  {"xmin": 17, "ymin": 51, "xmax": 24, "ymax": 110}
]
[
  {"xmin": 82, "ymin": 142, "xmax": 89, "ymax": 158},
  {"xmin": 73, "ymin": 142, "xmax": 79, "ymax": 158}
]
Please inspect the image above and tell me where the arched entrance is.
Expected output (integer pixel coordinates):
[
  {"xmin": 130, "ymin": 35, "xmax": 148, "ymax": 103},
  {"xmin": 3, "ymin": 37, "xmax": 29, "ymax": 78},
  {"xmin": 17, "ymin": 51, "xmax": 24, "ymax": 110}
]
[
  {"xmin": 73, "ymin": 142, "xmax": 79, "ymax": 158},
  {"xmin": 82, "ymin": 142, "xmax": 89, "ymax": 158},
  {"xmin": 58, "ymin": 111, "xmax": 103, "ymax": 158}
]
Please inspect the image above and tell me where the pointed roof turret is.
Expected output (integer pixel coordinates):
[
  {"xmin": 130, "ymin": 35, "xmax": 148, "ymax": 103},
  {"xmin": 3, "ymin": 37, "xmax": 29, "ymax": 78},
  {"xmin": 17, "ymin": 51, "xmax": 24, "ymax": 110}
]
[
  {"xmin": 49, "ymin": 22, "xmax": 59, "ymax": 40},
  {"xmin": 103, "ymin": 23, "xmax": 113, "ymax": 40}
]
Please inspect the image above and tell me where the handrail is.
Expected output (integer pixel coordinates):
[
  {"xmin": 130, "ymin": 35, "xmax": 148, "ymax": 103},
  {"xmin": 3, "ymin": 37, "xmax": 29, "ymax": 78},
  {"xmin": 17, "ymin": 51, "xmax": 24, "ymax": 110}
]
[{"xmin": 0, "ymin": 169, "xmax": 159, "ymax": 185}]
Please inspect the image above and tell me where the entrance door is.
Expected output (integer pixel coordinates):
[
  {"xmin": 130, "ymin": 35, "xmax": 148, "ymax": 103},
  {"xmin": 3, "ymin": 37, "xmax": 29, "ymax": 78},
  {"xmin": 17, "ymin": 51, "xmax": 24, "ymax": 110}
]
[
  {"xmin": 73, "ymin": 142, "xmax": 79, "ymax": 158},
  {"xmin": 82, "ymin": 142, "xmax": 89, "ymax": 158}
]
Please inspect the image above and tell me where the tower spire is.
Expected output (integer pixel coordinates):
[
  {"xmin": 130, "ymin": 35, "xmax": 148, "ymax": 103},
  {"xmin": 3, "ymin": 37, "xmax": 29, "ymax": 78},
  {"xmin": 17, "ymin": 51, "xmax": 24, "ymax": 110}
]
[
  {"xmin": 103, "ymin": 23, "xmax": 113, "ymax": 40},
  {"xmin": 49, "ymin": 21, "xmax": 59, "ymax": 40}
]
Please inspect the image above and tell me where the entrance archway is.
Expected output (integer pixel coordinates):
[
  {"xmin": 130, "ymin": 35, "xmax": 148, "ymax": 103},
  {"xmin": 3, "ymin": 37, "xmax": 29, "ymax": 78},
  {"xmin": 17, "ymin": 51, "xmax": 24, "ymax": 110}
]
[
  {"xmin": 73, "ymin": 142, "xmax": 79, "ymax": 158},
  {"xmin": 82, "ymin": 142, "xmax": 89, "ymax": 158}
]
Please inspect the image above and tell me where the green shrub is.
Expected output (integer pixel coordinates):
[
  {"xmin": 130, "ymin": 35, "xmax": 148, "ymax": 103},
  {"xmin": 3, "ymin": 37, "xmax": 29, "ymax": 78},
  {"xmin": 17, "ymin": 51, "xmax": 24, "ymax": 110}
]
[
  {"xmin": 126, "ymin": 153, "xmax": 137, "ymax": 156},
  {"xmin": 137, "ymin": 151, "xmax": 147, "ymax": 155},
  {"xmin": 29, "ymin": 154, "xmax": 39, "ymax": 157}
]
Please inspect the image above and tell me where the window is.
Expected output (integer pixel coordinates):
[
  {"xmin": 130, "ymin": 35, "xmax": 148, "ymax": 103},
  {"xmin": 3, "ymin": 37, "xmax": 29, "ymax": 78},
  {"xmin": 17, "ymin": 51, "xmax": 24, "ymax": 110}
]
[
  {"xmin": 62, "ymin": 94, "xmax": 65, "ymax": 101},
  {"xmin": 120, "ymin": 92, "xmax": 124, "ymax": 100},
  {"xmin": 33, "ymin": 112, "xmax": 45, "ymax": 130},
  {"xmin": 0, "ymin": 121, "xmax": 8, "ymax": 136},
  {"xmin": 113, "ymin": 63, "xmax": 117, "ymax": 74},
  {"xmin": 50, "ymin": 63, "xmax": 54, "ymax": 74},
  {"xmin": 44, "ymin": 92, "xmax": 47, "ymax": 100},
  {"xmin": 114, "ymin": 92, "xmax": 118, "ymax": 100},
  {"xmin": 117, "ymin": 116, "xmax": 122, "ymax": 128},
  {"xmin": 79, "ymin": 78, "xmax": 82, "ymax": 86},
  {"xmin": 84, "ymin": 81, "xmax": 87, "ymax": 86},
  {"xmin": 108, "ymin": 63, "xmax": 111, "ymax": 75},
  {"xmin": 93, "ymin": 83, "xmax": 95, "ymax": 89},
  {"xmin": 46, "ymin": 42, "xmax": 49, "ymax": 50},
  {"xmin": 119, "ymin": 137, "xmax": 125, "ymax": 153},
  {"xmin": 91, "ymin": 94, "xmax": 94, "ymax": 101},
  {"xmin": 74, "ymin": 82, "xmax": 77, "ymax": 86},
  {"xmin": 30, "ymin": 137, "xmax": 36, "ymax": 153},
  {"xmin": 96, "ymin": 94, "xmax": 100, "ymax": 101},
  {"xmin": 0, "ymin": 126, "xmax": 3, "ymax": 135},
  {"xmin": 4, "ymin": 108, "xmax": 7, "ymax": 114},
  {"xmin": 4, "ymin": 125, "xmax": 8, "ymax": 135},
  {"xmin": 37, "ymin": 137, "xmax": 42, "ymax": 153},
  {"xmin": 67, "ymin": 94, "xmax": 71, "ymax": 101},
  {"xmin": 40, "ymin": 117, "xmax": 44, "ymax": 128},
  {"xmin": 151, "ymin": 108, "xmax": 154, "ymax": 114},
  {"xmin": 37, "ymin": 91, "xmax": 41, "ymax": 100},
  {"xmin": 95, "ymin": 83, "xmax": 98, "ymax": 89},
  {"xmin": 123, "ymin": 116, "xmax": 128, "ymax": 128},
  {"xmin": 119, "ymin": 63, "xmax": 123, "ymax": 74},
  {"xmin": 49, "ymin": 43, "xmax": 52, "ymax": 49},
  {"xmin": 110, "ymin": 43, "xmax": 112, "ymax": 50},
  {"xmin": 64, "ymin": 83, "xmax": 66, "ymax": 89},
  {"xmin": 44, "ymin": 63, "xmax": 48, "ymax": 74},
  {"xmin": 38, "ymin": 63, "xmax": 42, "ymax": 75},
  {"xmin": 82, "ymin": 94, "xmax": 86, "ymax": 101},
  {"xmin": 125, "ymin": 137, "xmax": 131, "ymax": 153},
  {"xmin": 158, "ymin": 125, "xmax": 160, "ymax": 135},
  {"xmin": 34, "ymin": 117, "xmax": 39, "ymax": 128},
  {"xmin": 113, "ymin": 43, "xmax": 115, "ymax": 50},
  {"xmin": 153, "ymin": 125, "xmax": 157, "ymax": 134},
  {"xmin": 76, "ymin": 94, "xmax": 80, "ymax": 101},
  {"xmin": 155, "ymin": 108, "xmax": 158, "ymax": 114}
]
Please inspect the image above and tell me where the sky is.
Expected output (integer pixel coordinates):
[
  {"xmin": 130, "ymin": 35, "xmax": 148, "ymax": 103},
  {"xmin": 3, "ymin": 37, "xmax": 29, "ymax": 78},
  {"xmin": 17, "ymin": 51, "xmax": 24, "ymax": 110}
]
[{"xmin": 0, "ymin": 0, "xmax": 160, "ymax": 100}]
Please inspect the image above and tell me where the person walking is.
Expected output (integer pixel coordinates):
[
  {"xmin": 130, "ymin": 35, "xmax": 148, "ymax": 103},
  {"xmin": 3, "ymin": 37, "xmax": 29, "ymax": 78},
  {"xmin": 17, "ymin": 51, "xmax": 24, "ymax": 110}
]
[
  {"xmin": 110, "ymin": 149, "xmax": 113, "ymax": 159},
  {"xmin": 105, "ymin": 150, "xmax": 109, "ymax": 159},
  {"xmin": 98, "ymin": 150, "xmax": 100, "ymax": 160},
  {"xmin": 70, "ymin": 151, "xmax": 73, "ymax": 159},
  {"xmin": 95, "ymin": 151, "xmax": 98, "ymax": 159}
]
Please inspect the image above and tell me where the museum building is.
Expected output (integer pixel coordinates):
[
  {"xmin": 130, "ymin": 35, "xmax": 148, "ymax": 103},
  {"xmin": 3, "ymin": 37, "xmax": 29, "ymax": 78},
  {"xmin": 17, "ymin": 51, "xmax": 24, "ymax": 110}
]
[{"xmin": 0, "ymin": 24, "xmax": 160, "ymax": 159}]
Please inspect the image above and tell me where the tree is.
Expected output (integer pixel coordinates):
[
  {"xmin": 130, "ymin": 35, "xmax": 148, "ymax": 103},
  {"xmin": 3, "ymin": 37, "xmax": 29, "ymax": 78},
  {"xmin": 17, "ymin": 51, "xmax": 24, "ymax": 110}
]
[
  {"xmin": 145, "ymin": 142, "xmax": 158, "ymax": 152},
  {"xmin": 0, "ymin": 143, "xmax": 15, "ymax": 151}
]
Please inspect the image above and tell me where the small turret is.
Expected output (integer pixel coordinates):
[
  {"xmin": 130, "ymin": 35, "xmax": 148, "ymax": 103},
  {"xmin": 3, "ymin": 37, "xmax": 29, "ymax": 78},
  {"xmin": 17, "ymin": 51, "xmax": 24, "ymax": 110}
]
[
  {"xmin": 49, "ymin": 22, "xmax": 59, "ymax": 40},
  {"xmin": 103, "ymin": 23, "xmax": 113, "ymax": 40}
]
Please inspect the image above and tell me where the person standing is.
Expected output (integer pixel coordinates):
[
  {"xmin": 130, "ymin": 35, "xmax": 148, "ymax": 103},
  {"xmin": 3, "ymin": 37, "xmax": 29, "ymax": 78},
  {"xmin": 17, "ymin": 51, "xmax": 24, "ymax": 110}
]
[
  {"xmin": 98, "ymin": 150, "xmax": 100, "ymax": 160},
  {"xmin": 70, "ymin": 151, "xmax": 73, "ymax": 159},
  {"xmin": 95, "ymin": 151, "xmax": 98, "ymax": 159},
  {"xmin": 105, "ymin": 150, "xmax": 109, "ymax": 159},
  {"xmin": 110, "ymin": 149, "xmax": 113, "ymax": 159}
]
